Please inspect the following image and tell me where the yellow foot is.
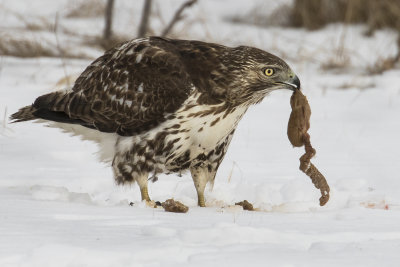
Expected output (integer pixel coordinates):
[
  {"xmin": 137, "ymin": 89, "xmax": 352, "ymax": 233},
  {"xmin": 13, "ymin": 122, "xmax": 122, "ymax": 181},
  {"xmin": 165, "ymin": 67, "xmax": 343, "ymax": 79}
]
[{"xmin": 198, "ymin": 194, "xmax": 206, "ymax": 207}]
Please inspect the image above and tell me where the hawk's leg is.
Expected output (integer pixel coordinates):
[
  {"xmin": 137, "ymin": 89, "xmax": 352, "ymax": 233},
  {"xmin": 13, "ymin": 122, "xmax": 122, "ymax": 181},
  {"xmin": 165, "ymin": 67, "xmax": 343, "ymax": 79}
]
[
  {"xmin": 189, "ymin": 130, "xmax": 235, "ymax": 207},
  {"xmin": 135, "ymin": 174, "xmax": 151, "ymax": 201},
  {"xmin": 190, "ymin": 165, "xmax": 216, "ymax": 207},
  {"xmin": 112, "ymin": 156, "xmax": 152, "ymax": 203}
]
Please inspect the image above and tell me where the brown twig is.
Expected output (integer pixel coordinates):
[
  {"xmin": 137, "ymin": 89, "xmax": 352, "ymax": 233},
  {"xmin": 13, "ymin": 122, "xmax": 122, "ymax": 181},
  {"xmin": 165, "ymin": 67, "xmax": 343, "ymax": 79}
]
[
  {"xmin": 104, "ymin": 0, "xmax": 115, "ymax": 41},
  {"xmin": 138, "ymin": 0, "xmax": 153, "ymax": 37},
  {"xmin": 161, "ymin": 0, "xmax": 197, "ymax": 37},
  {"xmin": 53, "ymin": 12, "xmax": 70, "ymax": 87}
]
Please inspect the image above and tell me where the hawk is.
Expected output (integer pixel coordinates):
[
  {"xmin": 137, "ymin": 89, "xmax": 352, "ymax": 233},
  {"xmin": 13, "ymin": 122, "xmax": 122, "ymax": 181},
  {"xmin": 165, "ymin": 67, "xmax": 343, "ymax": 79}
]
[{"xmin": 11, "ymin": 37, "xmax": 300, "ymax": 207}]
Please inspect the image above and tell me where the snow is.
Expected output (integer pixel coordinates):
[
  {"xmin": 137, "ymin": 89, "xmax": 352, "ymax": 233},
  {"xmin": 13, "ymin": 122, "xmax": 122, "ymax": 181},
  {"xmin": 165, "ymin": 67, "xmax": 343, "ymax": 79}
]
[{"xmin": 1, "ymin": 0, "xmax": 400, "ymax": 266}]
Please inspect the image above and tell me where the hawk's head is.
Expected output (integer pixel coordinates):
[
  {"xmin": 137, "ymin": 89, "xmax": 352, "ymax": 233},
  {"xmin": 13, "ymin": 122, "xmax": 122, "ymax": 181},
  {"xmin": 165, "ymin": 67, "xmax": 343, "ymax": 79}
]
[
  {"xmin": 169, "ymin": 39, "xmax": 300, "ymax": 105},
  {"xmin": 223, "ymin": 46, "xmax": 300, "ymax": 104}
]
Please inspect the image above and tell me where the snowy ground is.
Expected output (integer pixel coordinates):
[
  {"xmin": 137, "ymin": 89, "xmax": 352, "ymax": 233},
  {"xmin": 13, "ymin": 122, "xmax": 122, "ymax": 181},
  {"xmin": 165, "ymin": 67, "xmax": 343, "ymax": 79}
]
[{"xmin": 1, "ymin": 1, "xmax": 400, "ymax": 266}]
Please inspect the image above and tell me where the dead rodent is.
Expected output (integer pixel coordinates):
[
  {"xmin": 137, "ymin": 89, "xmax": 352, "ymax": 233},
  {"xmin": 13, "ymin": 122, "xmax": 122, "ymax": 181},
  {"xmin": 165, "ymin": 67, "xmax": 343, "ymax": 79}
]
[
  {"xmin": 161, "ymin": 199, "xmax": 189, "ymax": 213},
  {"xmin": 287, "ymin": 89, "xmax": 330, "ymax": 206},
  {"xmin": 235, "ymin": 200, "xmax": 254, "ymax": 211},
  {"xmin": 287, "ymin": 89, "xmax": 311, "ymax": 147}
]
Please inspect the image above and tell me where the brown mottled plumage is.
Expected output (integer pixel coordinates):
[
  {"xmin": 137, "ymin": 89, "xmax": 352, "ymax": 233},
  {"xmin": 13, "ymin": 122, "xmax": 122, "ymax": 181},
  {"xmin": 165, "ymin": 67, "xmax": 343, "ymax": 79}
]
[{"xmin": 11, "ymin": 37, "xmax": 300, "ymax": 207}]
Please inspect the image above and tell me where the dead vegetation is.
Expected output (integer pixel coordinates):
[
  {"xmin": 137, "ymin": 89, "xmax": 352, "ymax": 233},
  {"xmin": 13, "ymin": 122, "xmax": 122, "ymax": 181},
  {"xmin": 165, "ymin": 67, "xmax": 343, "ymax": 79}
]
[
  {"xmin": 337, "ymin": 81, "xmax": 375, "ymax": 90},
  {"xmin": 160, "ymin": 0, "xmax": 197, "ymax": 37},
  {"xmin": 320, "ymin": 54, "xmax": 350, "ymax": 72},
  {"xmin": 0, "ymin": 107, "xmax": 13, "ymax": 137},
  {"xmin": 227, "ymin": 2, "xmax": 292, "ymax": 27},
  {"xmin": 83, "ymin": 34, "xmax": 131, "ymax": 51},
  {"xmin": 367, "ymin": 53, "xmax": 400, "ymax": 75},
  {"xmin": 65, "ymin": 0, "xmax": 105, "ymax": 18},
  {"xmin": 2, "ymin": 7, "xmax": 54, "ymax": 32},
  {"xmin": 0, "ymin": 35, "xmax": 58, "ymax": 58},
  {"xmin": 291, "ymin": 0, "xmax": 400, "ymax": 72},
  {"xmin": 0, "ymin": 33, "xmax": 93, "ymax": 59},
  {"xmin": 231, "ymin": 0, "xmax": 400, "ymax": 35},
  {"xmin": 23, "ymin": 18, "xmax": 54, "ymax": 32},
  {"xmin": 290, "ymin": 0, "xmax": 400, "ymax": 34},
  {"xmin": 0, "ymin": 0, "xmax": 200, "ymax": 58},
  {"xmin": 229, "ymin": 0, "xmax": 400, "ymax": 73}
]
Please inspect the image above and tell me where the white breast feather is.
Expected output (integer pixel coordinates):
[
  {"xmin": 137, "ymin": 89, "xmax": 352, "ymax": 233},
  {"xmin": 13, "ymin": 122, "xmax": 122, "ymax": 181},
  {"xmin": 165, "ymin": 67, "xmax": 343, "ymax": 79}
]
[{"xmin": 117, "ymin": 92, "xmax": 248, "ymax": 164}]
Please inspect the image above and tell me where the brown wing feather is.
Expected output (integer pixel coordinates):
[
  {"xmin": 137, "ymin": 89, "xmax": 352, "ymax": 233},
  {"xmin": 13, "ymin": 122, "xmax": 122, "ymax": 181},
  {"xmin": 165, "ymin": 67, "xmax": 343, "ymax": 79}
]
[
  {"xmin": 12, "ymin": 37, "xmax": 239, "ymax": 133},
  {"xmin": 60, "ymin": 37, "xmax": 193, "ymax": 136}
]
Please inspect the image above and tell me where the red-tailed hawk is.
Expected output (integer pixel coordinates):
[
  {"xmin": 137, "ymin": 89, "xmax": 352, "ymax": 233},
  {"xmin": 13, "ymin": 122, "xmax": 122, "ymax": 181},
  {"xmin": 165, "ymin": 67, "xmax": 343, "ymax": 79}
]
[{"xmin": 11, "ymin": 37, "xmax": 300, "ymax": 207}]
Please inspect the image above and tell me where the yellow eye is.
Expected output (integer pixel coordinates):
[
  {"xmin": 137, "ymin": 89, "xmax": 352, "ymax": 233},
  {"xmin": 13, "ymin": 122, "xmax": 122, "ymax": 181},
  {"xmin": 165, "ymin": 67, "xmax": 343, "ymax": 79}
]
[{"xmin": 264, "ymin": 68, "xmax": 274, "ymax": 76}]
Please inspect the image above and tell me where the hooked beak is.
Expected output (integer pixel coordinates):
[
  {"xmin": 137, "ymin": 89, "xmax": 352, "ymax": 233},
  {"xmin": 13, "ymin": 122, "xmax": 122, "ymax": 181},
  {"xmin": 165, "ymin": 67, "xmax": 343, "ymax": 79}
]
[{"xmin": 280, "ymin": 75, "xmax": 301, "ymax": 91}]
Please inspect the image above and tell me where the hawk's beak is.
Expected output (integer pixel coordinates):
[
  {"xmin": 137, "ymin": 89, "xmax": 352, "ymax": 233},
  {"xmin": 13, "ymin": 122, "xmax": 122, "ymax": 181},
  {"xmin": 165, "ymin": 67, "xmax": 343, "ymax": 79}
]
[{"xmin": 281, "ymin": 75, "xmax": 301, "ymax": 91}]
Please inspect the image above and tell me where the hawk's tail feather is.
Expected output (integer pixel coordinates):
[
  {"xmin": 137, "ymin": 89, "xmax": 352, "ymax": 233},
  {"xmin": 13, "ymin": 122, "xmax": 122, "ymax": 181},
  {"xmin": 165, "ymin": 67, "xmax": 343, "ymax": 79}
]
[
  {"xmin": 10, "ymin": 91, "xmax": 91, "ymax": 127},
  {"xmin": 9, "ymin": 105, "xmax": 38, "ymax": 123},
  {"xmin": 10, "ymin": 90, "xmax": 69, "ymax": 123}
]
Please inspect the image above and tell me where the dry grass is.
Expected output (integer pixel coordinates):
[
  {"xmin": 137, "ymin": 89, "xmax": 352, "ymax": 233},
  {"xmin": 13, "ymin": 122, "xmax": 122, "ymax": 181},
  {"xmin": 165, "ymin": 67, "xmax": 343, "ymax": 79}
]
[
  {"xmin": 0, "ymin": 34, "xmax": 92, "ymax": 59},
  {"xmin": 0, "ymin": 107, "xmax": 13, "ymax": 137},
  {"xmin": 0, "ymin": 35, "xmax": 58, "ymax": 58},
  {"xmin": 83, "ymin": 34, "xmax": 131, "ymax": 51},
  {"xmin": 4, "ymin": 7, "xmax": 55, "ymax": 32},
  {"xmin": 337, "ymin": 81, "xmax": 375, "ymax": 90},
  {"xmin": 228, "ymin": 0, "xmax": 400, "ymax": 72},
  {"xmin": 320, "ymin": 56, "xmax": 350, "ymax": 71},
  {"xmin": 230, "ymin": 0, "xmax": 400, "ymax": 39},
  {"xmin": 367, "ymin": 55, "xmax": 400, "ymax": 75},
  {"xmin": 290, "ymin": 0, "xmax": 400, "ymax": 35},
  {"xmin": 65, "ymin": 0, "xmax": 105, "ymax": 18},
  {"xmin": 289, "ymin": 0, "xmax": 400, "ymax": 73},
  {"xmin": 23, "ymin": 17, "xmax": 54, "ymax": 32},
  {"xmin": 226, "ymin": 3, "xmax": 292, "ymax": 27}
]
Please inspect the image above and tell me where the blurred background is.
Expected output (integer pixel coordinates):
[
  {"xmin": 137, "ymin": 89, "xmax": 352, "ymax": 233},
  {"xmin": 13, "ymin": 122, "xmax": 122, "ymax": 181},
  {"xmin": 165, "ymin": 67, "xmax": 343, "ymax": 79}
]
[
  {"xmin": 0, "ymin": 0, "xmax": 399, "ymax": 69},
  {"xmin": 0, "ymin": 0, "xmax": 400, "ymax": 209},
  {"xmin": 1, "ymin": 1, "xmax": 400, "ymax": 265}
]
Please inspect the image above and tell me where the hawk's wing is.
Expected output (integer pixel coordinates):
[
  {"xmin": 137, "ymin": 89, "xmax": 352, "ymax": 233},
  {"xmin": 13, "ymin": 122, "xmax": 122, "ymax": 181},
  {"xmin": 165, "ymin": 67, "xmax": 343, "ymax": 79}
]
[{"xmin": 33, "ymin": 37, "xmax": 193, "ymax": 136}]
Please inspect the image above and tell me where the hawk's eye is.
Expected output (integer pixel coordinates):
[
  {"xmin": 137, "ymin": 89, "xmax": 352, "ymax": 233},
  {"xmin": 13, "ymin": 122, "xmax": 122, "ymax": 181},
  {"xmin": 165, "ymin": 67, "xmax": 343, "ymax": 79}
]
[{"xmin": 264, "ymin": 68, "xmax": 274, "ymax": 76}]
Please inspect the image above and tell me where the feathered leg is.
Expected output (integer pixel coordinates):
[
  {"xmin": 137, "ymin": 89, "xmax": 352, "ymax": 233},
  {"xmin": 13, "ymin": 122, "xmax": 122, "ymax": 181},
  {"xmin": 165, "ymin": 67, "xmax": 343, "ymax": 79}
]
[
  {"xmin": 112, "ymin": 155, "xmax": 152, "ymax": 202},
  {"xmin": 190, "ymin": 164, "xmax": 216, "ymax": 207},
  {"xmin": 189, "ymin": 130, "xmax": 235, "ymax": 207}
]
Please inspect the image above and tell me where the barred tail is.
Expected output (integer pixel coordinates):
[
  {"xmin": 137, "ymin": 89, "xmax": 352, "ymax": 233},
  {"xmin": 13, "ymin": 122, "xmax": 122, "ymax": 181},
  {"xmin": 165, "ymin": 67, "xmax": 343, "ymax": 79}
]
[
  {"xmin": 9, "ymin": 105, "xmax": 37, "ymax": 123},
  {"xmin": 10, "ymin": 91, "xmax": 69, "ymax": 123},
  {"xmin": 10, "ymin": 91, "xmax": 86, "ymax": 125}
]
